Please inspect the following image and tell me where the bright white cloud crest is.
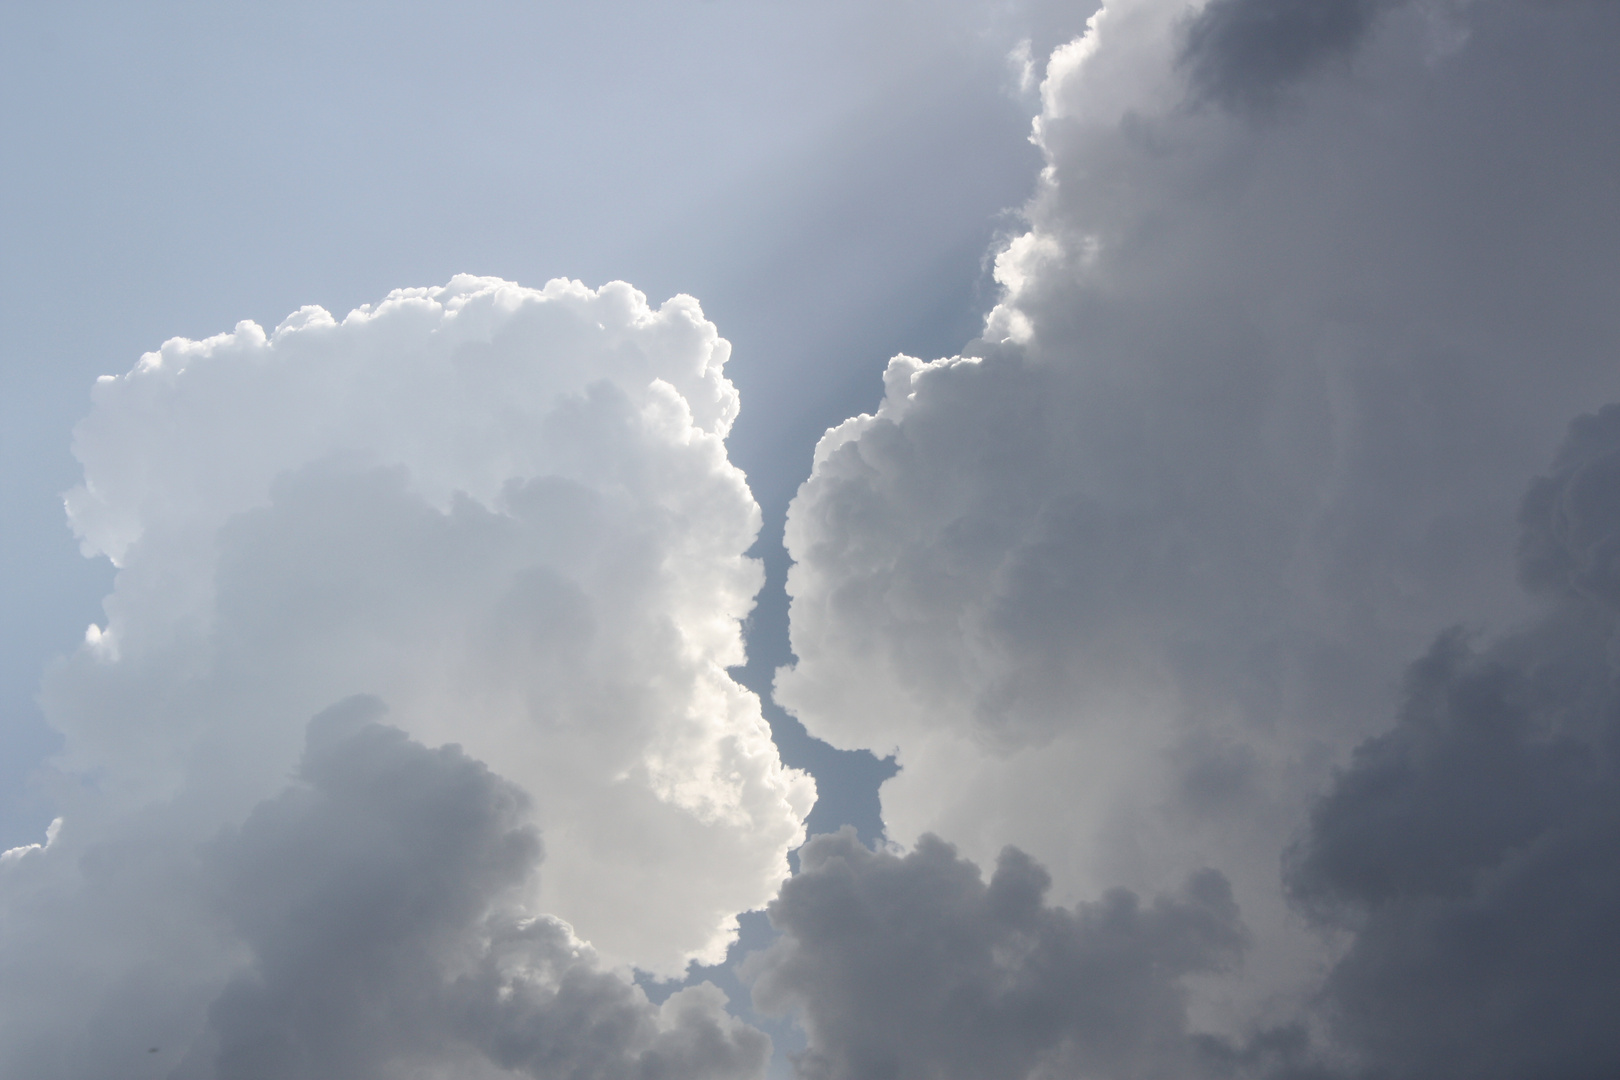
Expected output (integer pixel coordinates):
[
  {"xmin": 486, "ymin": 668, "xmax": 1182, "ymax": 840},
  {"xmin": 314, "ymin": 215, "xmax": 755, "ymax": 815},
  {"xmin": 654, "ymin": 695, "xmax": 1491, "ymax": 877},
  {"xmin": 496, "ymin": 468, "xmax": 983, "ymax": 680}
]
[{"xmin": 6, "ymin": 275, "xmax": 811, "ymax": 1076}]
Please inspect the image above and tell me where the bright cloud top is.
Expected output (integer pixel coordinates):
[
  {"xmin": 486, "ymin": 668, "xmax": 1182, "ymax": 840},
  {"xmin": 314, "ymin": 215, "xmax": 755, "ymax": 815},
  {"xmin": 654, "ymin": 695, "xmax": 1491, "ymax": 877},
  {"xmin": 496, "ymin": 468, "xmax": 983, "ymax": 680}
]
[{"xmin": 5, "ymin": 275, "xmax": 812, "ymax": 1075}]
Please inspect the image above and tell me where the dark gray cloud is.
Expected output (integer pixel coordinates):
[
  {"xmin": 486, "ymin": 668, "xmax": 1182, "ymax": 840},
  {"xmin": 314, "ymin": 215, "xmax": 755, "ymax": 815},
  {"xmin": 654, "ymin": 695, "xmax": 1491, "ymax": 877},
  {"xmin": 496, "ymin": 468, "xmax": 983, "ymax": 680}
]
[
  {"xmin": 1285, "ymin": 406, "xmax": 1620, "ymax": 1080},
  {"xmin": 180, "ymin": 696, "xmax": 769, "ymax": 1080},
  {"xmin": 1189, "ymin": 1024, "xmax": 1341, "ymax": 1080},
  {"xmin": 194, "ymin": 694, "xmax": 537, "ymax": 1078},
  {"xmin": 1518, "ymin": 403, "xmax": 1620, "ymax": 608},
  {"xmin": 777, "ymin": 0, "xmax": 1620, "ymax": 1041},
  {"xmin": 749, "ymin": 829, "xmax": 1246, "ymax": 1080},
  {"xmin": 1179, "ymin": 0, "xmax": 1396, "ymax": 109},
  {"xmin": 758, "ymin": 401, "xmax": 1620, "ymax": 1080}
]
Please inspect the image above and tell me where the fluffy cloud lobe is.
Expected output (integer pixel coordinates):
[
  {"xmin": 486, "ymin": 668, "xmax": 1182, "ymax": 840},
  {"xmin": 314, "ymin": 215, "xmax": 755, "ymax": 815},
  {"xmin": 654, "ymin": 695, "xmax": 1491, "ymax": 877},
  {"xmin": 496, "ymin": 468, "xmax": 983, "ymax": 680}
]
[
  {"xmin": 2, "ymin": 276, "xmax": 807, "ymax": 1076},
  {"xmin": 188, "ymin": 697, "xmax": 768, "ymax": 1080},
  {"xmin": 750, "ymin": 831, "xmax": 1245, "ymax": 1080}
]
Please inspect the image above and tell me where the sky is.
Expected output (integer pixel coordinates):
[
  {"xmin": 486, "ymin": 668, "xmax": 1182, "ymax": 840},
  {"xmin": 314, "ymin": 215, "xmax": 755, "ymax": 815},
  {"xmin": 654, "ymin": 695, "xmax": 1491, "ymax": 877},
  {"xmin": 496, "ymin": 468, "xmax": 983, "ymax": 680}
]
[{"xmin": 3, "ymin": 1, "xmax": 1620, "ymax": 1078}]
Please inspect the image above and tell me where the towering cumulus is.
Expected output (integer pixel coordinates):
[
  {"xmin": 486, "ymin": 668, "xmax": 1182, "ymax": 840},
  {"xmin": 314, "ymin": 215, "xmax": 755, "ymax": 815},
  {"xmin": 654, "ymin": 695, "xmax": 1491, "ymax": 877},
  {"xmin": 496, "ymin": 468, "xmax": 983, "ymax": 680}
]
[
  {"xmin": 777, "ymin": 0, "xmax": 1620, "ymax": 1067},
  {"xmin": 3, "ymin": 276, "xmax": 809, "ymax": 1078}
]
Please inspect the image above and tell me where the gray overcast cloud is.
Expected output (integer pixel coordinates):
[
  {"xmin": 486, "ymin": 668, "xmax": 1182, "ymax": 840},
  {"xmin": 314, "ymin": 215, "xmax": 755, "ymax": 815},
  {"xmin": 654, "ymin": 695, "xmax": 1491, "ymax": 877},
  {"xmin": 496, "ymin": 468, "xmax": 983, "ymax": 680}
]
[
  {"xmin": 3, "ymin": 1, "xmax": 1620, "ymax": 1078},
  {"xmin": 778, "ymin": 0, "xmax": 1620, "ymax": 1073}
]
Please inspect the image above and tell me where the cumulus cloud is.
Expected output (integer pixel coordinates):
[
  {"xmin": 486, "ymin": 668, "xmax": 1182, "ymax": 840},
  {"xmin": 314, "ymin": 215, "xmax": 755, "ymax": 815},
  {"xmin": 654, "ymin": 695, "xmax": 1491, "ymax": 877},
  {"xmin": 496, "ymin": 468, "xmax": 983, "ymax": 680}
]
[
  {"xmin": 0, "ymin": 276, "xmax": 807, "ymax": 1075},
  {"xmin": 0, "ymin": 699, "xmax": 774, "ymax": 1080},
  {"xmin": 749, "ymin": 830, "xmax": 1246, "ymax": 1080},
  {"xmin": 179, "ymin": 698, "xmax": 769, "ymax": 1080},
  {"xmin": 58, "ymin": 274, "xmax": 810, "ymax": 969},
  {"xmin": 8, "ymin": 1, "xmax": 1620, "ymax": 1075},
  {"xmin": 1282, "ymin": 406, "xmax": 1620, "ymax": 1079},
  {"xmin": 778, "ymin": 0, "xmax": 1620, "ymax": 1041}
]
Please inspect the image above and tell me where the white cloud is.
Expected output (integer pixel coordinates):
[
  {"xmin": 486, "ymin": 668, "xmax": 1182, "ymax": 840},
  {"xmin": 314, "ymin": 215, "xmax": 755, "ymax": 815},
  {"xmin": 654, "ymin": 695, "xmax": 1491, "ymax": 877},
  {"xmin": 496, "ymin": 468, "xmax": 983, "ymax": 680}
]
[
  {"xmin": 1, "ymin": 275, "xmax": 809, "ymax": 1075},
  {"xmin": 0, "ymin": 816, "xmax": 61, "ymax": 866},
  {"xmin": 778, "ymin": 0, "xmax": 1620, "ymax": 1042}
]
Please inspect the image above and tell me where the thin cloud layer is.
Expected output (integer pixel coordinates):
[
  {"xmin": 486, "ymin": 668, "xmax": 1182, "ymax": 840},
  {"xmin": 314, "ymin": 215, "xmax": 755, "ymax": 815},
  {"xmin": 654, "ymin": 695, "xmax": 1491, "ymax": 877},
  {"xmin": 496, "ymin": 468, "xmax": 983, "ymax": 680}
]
[
  {"xmin": 779, "ymin": 0, "xmax": 1620, "ymax": 1050},
  {"xmin": 1, "ymin": 276, "xmax": 809, "ymax": 1076}
]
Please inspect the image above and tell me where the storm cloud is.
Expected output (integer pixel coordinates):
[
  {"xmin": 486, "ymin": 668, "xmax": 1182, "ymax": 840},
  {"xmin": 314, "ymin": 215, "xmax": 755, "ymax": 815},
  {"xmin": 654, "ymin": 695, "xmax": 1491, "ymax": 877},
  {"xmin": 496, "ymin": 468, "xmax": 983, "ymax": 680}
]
[
  {"xmin": 1284, "ymin": 406, "xmax": 1620, "ymax": 1080},
  {"xmin": 778, "ymin": 0, "xmax": 1620, "ymax": 1052},
  {"xmin": 750, "ymin": 830, "xmax": 1247, "ymax": 1080}
]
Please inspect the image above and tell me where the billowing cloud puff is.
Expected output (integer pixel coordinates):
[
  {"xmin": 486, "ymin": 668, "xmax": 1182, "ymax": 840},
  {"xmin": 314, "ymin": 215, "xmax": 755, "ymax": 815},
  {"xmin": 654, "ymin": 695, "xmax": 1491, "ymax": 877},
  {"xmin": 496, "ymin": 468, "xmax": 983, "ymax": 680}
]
[
  {"xmin": 1, "ymin": 276, "xmax": 808, "ymax": 1075},
  {"xmin": 749, "ymin": 830, "xmax": 1246, "ymax": 1080},
  {"xmin": 187, "ymin": 699, "xmax": 769, "ymax": 1080},
  {"xmin": 10, "ymin": 697, "xmax": 770, "ymax": 1079},
  {"xmin": 778, "ymin": 0, "xmax": 1620, "ymax": 1037}
]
